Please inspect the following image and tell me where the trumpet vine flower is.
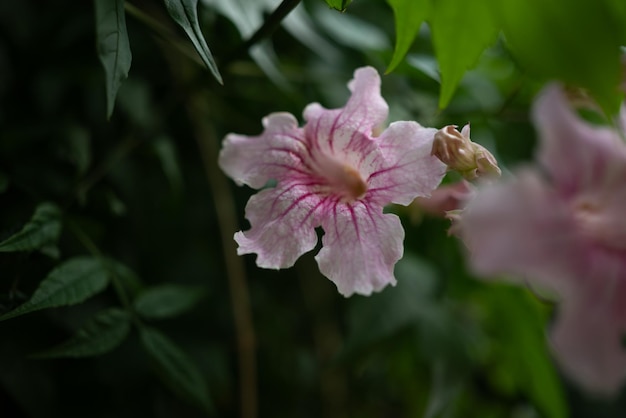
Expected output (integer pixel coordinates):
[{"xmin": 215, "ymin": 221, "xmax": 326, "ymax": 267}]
[
  {"xmin": 219, "ymin": 67, "xmax": 446, "ymax": 296},
  {"xmin": 460, "ymin": 84, "xmax": 626, "ymax": 395}
]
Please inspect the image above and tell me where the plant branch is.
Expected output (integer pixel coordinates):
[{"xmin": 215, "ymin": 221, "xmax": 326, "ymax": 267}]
[
  {"xmin": 67, "ymin": 221, "xmax": 134, "ymax": 315},
  {"xmin": 223, "ymin": 0, "xmax": 303, "ymax": 66},
  {"xmin": 188, "ymin": 97, "xmax": 258, "ymax": 418}
]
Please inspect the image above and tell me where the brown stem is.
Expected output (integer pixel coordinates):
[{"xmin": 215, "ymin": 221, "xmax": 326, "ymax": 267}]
[
  {"xmin": 139, "ymin": 3, "xmax": 260, "ymax": 413},
  {"xmin": 296, "ymin": 257, "xmax": 347, "ymax": 418},
  {"xmin": 187, "ymin": 95, "xmax": 258, "ymax": 418}
]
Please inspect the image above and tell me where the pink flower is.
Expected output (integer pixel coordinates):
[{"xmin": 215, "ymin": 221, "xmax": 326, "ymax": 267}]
[
  {"xmin": 459, "ymin": 84, "xmax": 626, "ymax": 395},
  {"xmin": 410, "ymin": 181, "xmax": 473, "ymax": 218},
  {"xmin": 219, "ymin": 67, "xmax": 446, "ymax": 296}
]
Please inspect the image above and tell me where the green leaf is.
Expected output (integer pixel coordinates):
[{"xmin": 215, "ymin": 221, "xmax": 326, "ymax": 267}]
[
  {"xmin": 106, "ymin": 258, "xmax": 144, "ymax": 299},
  {"xmin": 33, "ymin": 308, "xmax": 131, "ymax": 358},
  {"xmin": 0, "ymin": 202, "xmax": 62, "ymax": 253},
  {"xmin": 344, "ymin": 255, "xmax": 439, "ymax": 351},
  {"xmin": 430, "ymin": 0, "xmax": 499, "ymax": 109},
  {"xmin": 477, "ymin": 285, "xmax": 567, "ymax": 418},
  {"xmin": 313, "ymin": 4, "xmax": 390, "ymax": 51},
  {"xmin": 343, "ymin": 255, "xmax": 463, "ymax": 357},
  {"xmin": 65, "ymin": 125, "xmax": 92, "ymax": 176},
  {"xmin": 386, "ymin": 0, "xmax": 431, "ymax": 73},
  {"xmin": 423, "ymin": 361, "xmax": 464, "ymax": 418},
  {"xmin": 163, "ymin": 0, "xmax": 222, "ymax": 84},
  {"xmin": 134, "ymin": 284, "xmax": 205, "ymax": 320},
  {"xmin": 152, "ymin": 136, "xmax": 184, "ymax": 194},
  {"xmin": 139, "ymin": 327, "xmax": 213, "ymax": 413},
  {"xmin": 494, "ymin": 0, "xmax": 623, "ymax": 113},
  {"xmin": 0, "ymin": 257, "xmax": 111, "ymax": 321},
  {"xmin": 94, "ymin": 0, "xmax": 132, "ymax": 119},
  {"xmin": 324, "ymin": 0, "xmax": 353, "ymax": 12},
  {"xmin": 209, "ymin": 0, "xmax": 289, "ymax": 88}
]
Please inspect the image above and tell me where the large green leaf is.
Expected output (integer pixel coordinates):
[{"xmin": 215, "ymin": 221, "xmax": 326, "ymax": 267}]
[
  {"xmin": 0, "ymin": 202, "xmax": 62, "ymax": 253},
  {"xmin": 386, "ymin": 0, "xmax": 431, "ymax": 73},
  {"xmin": 33, "ymin": 308, "xmax": 131, "ymax": 358},
  {"xmin": 495, "ymin": 0, "xmax": 623, "ymax": 113},
  {"xmin": 163, "ymin": 0, "xmax": 222, "ymax": 83},
  {"xmin": 94, "ymin": 0, "xmax": 132, "ymax": 119},
  {"xmin": 430, "ymin": 0, "xmax": 499, "ymax": 109},
  {"xmin": 323, "ymin": 0, "xmax": 352, "ymax": 12},
  {"xmin": 134, "ymin": 284, "xmax": 205, "ymax": 320},
  {"xmin": 0, "ymin": 257, "xmax": 110, "ymax": 321},
  {"xmin": 139, "ymin": 327, "xmax": 213, "ymax": 413}
]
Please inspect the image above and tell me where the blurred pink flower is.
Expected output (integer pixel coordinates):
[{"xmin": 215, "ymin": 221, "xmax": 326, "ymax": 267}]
[
  {"xmin": 411, "ymin": 181, "xmax": 473, "ymax": 218},
  {"xmin": 219, "ymin": 67, "xmax": 446, "ymax": 296},
  {"xmin": 460, "ymin": 85, "xmax": 626, "ymax": 394}
]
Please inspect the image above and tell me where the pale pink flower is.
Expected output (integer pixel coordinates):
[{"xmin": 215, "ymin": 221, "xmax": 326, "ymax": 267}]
[
  {"xmin": 410, "ymin": 181, "xmax": 473, "ymax": 218},
  {"xmin": 219, "ymin": 67, "xmax": 446, "ymax": 296},
  {"xmin": 459, "ymin": 84, "xmax": 626, "ymax": 395}
]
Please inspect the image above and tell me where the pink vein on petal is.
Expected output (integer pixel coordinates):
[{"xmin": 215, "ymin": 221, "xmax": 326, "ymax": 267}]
[
  {"xmin": 347, "ymin": 203, "xmax": 361, "ymax": 240},
  {"xmin": 219, "ymin": 65, "xmax": 445, "ymax": 297}
]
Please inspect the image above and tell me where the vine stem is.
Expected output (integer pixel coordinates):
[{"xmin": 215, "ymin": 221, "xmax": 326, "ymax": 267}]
[
  {"xmin": 67, "ymin": 221, "xmax": 134, "ymax": 317},
  {"xmin": 130, "ymin": 0, "xmax": 310, "ymax": 414},
  {"xmin": 222, "ymin": 0, "xmax": 303, "ymax": 66},
  {"xmin": 186, "ymin": 95, "xmax": 258, "ymax": 418}
]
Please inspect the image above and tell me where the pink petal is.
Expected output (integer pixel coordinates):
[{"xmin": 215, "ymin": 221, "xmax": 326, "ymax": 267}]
[
  {"xmin": 235, "ymin": 184, "xmax": 322, "ymax": 268},
  {"xmin": 218, "ymin": 112, "xmax": 305, "ymax": 189},
  {"xmin": 460, "ymin": 123, "xmax": 471, "ymax": 138},
  {"xmin": 533, "ymin": 85, "xmax": 626, "ymax": 197},
  {"xmin": 412, "ymin": 180, "xmax": 472, "ymax": 217},
  {"xmin": 315, "ymin": 202, "xmax": 403, "ymax": 296},
  {"xmin": 460, "ymin": 170, "xmax": 581, "ymax": 296},
  {"xmin": 551, "ymin": 289, "xmax": 626, "ymax": 395},
  {"xmin": 367, "ymin": 121, "xmax": 447, "ymax": 205},
  {"xmin": 302, "ymin": 67, "xmax": 388, "ymax": 157}
]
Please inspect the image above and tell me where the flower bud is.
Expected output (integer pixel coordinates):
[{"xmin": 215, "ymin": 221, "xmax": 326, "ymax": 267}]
[{"xmin": 431, "ymin": 124, "xmax": 501, "ymax": 180}]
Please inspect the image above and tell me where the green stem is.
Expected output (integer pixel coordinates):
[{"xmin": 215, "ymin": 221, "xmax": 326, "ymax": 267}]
[
  {"xmin": 67, "ymin": 221, "xmax": 134, "ymax": 315},
  {"xmin": 75, "ymin": 134, "xmax": 141, "ymax": 202}
]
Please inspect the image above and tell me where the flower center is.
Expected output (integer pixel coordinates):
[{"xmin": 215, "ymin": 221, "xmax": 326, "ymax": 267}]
[
  {"xmin": 339, "ymin": 164, "xmax": 368, "ymax": 200},
  {"xmin": 316, "ymin": 155, "xmax": 368, "ymax": 201},
  {"xmin": 573, "ymin": 198, "xmax": 626, "ymax": 251}
]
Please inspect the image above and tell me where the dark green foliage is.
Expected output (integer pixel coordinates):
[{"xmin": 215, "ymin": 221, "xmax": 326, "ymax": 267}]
[
  {"xmin": 386, "ymin": 0, "xmax": 431, "ymax": 74},
  {"xmin": 140, "ymin": 326, "xmax": 213, "ymax": 413},
  {"xmin": 1, "ymin": 0, "xmax": 626, "ymax": 417},
  {"xmin": 493, "ymin": 0, "xmax": 624, "ymax": 113},
  {"xmin": 94, "ymin": 0, "xmax": 132, "ymax": 119},
  {"xmin": 0, "ymin": 202, "xmax": 61, "ymax": 253},
  {"xmin": 324, "ymin": 0, "xmax": 353, "ymax": 12},
  {"xmin": 134, "ymin": 284, "xmax": 205, "ymax": 320},
  {"xmin": 163, "ymin": 0, "xmax": 222, "ymax": 83},
  {"xmin": 33, "ymin": 308, "xmax": 131, "ymax": 358},
  {"xmin": 0, "ymin": 257, "xmax": 110, "ymax": 321}
]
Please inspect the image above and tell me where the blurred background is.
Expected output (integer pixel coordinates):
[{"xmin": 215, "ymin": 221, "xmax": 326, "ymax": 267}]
[{"xmin": 1, "ymin": 0, "xmax": 626, "ymax": 417}]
